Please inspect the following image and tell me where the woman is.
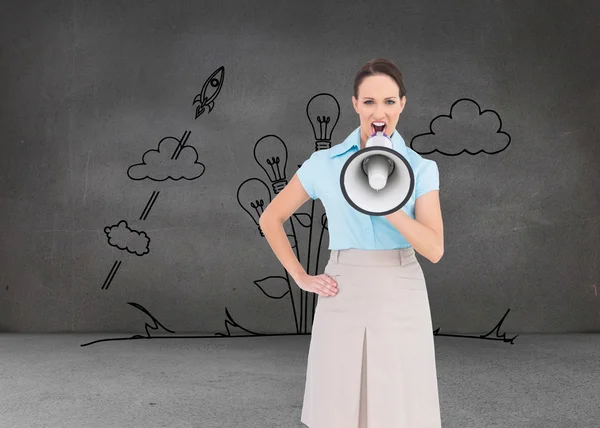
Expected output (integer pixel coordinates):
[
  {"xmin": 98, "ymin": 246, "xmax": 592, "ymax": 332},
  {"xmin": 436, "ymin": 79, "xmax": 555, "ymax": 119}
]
[{"xmin": 259, "ymin": 58, "xmax": 443, "ymax": 428}]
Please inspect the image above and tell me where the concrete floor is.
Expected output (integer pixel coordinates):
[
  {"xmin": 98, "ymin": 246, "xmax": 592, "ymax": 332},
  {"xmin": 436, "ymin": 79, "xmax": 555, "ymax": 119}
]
[{"xmin": 0, "ymin": 333, "xmax": 598, "ymax": 428}]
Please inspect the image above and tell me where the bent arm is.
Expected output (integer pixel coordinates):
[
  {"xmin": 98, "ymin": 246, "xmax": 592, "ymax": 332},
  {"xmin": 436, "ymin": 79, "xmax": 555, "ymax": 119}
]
[
  {"xmin": 384, "ymin": 190, "xmax": 444, "ymax": 263},
  {"xmin": 259, "ymin": 174, "xmax": 311, "ymax": 282}
]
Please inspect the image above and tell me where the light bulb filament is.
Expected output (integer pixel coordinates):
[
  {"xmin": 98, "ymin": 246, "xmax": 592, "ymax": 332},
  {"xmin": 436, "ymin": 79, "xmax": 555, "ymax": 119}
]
[
  {"xmin": 317, "ymin": 116, "xmax": 331, "ymax": 140},
  {"xmin": 266, "ymin": 156, "xmax": 282, "ymax": 180},
  {"xmin": 250, "ymin": 199, "xmax": 265, "ymax": 218}
]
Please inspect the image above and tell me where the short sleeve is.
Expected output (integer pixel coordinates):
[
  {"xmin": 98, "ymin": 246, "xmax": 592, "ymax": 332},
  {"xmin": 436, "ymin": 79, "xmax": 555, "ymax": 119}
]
[
  {"xmin": 296, "ymin": 151, "xmax": 319, "ymax": 200},
  {"xmin": 415, "ymin": 159, "xmax": 439, "ymax": 199}
]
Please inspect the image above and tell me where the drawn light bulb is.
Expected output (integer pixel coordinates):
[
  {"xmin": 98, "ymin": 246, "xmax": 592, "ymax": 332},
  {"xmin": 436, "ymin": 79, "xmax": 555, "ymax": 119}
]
[
  {"xmin": 237, "ymin": 178, "xmax": 272, "ymax": 236},
  {"xmin": 306, "ymin": 93, "xmax": 340, "ymax": 151},
  {"xmin": 253, "ymin": 135, "xmax": 288, "ymax": 195}
]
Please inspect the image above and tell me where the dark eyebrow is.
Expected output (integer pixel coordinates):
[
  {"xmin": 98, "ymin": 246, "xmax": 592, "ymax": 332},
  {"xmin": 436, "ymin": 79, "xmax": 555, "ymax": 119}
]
[{"xmin": 362, "ymin": 97, "xmax": 398, "ymax": 100}]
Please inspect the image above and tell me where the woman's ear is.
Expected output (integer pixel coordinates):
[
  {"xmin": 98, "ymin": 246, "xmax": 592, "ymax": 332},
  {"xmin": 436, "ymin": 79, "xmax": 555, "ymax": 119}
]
[
  {"xmin": 399, "ymin": 96, "xmax": 407, "ymax": 113},
  {"xmin": 352, "ymin": 96, "xmax": 358, "ymax": 113}
]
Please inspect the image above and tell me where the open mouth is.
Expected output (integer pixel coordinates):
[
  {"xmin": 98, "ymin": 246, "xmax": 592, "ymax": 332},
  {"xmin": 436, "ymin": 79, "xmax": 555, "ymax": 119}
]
[{"xmin": 371, "ymin": 121, "xmax": 386, "ymax": 134}]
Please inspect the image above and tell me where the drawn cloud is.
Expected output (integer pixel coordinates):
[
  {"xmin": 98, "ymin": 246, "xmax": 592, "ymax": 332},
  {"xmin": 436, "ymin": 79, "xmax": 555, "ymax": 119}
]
[
  {"xmin": 104, "ymin": 220, "xmax": 150, "ymax": 256},
  {"xmin": 410, "ymin": 98, "xmax": 511, "ymax": 156},
  {"xmin": 127, "ymin": 131, "xmax": 206, "ymax": 181}
]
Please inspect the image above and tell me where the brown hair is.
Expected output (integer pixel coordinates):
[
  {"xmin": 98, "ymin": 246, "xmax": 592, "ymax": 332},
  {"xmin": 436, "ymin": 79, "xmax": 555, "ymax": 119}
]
[{"xmin": 353, "ymin": 58, "xmax": 406, "ymax": 99}]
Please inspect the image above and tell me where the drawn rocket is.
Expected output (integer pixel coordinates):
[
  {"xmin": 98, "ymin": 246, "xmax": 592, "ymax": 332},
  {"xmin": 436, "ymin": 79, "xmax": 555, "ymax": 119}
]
[{"xmin": 193, "ymin": 66, "xmax": 225, "ymax": 119}]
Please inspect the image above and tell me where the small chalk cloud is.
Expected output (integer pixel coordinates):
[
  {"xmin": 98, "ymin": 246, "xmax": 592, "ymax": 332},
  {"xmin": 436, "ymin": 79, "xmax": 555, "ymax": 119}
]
[
  {"xmin": 410, "ymin": 98, "xmax": 511, "ymax": 156},
  {"xmin": 104, "ymin": 220, "xmax": 150, "ymax": 256},
  {"xmin": 127, "ymin": 130, "xmax": 206, "ymax": 181}
]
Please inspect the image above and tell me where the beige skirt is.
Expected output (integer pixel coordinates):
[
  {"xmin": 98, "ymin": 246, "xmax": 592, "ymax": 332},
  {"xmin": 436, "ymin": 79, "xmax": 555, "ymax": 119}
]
[{"xmin": 301, "ymin": 248, "xmax": 442, "ymax": 428}]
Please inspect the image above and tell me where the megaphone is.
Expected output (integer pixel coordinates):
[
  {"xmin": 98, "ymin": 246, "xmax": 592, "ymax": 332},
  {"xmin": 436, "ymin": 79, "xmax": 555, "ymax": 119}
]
[{"xmin": 340, "ymin": 132, "xmax": 414, "ymax": 216}]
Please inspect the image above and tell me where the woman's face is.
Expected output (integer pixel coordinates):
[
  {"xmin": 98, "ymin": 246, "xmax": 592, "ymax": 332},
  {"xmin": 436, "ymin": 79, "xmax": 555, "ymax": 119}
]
[{"xmin": 352, "ymin": 74, "xmax": 406, "ymax": 147}]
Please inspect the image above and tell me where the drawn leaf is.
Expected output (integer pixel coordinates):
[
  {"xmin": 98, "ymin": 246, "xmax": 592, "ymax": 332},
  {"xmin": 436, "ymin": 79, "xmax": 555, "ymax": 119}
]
[
  {"xmin": 253, "ymin": 276, "xmax": 290, "ymax": 299},
  {"xmin": 287, "ymin": 234, "xmax": 297, "ymax": 249},
  {"xmin": 293, "ymin": 213, "xmax": 312, "ymax": 227}
]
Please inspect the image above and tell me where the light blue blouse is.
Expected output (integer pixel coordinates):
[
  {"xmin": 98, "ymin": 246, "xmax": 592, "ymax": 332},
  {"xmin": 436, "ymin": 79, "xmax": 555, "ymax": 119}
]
[{"xmin": 296, "ymin": 126, "xmax": 439, "ymax": 250}]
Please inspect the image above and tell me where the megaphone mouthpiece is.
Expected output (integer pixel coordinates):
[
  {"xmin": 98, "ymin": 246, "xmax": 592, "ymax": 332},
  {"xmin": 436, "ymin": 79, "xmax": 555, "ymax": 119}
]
[{"xmin": 362, "ymin": 155, "xmax": 394, "ymax": 191}]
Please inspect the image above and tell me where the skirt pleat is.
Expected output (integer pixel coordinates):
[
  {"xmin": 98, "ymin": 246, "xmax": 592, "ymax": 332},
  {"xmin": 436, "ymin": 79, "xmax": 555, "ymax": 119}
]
[{"xmin": 301, "ymin": 248, "xmax": 442, "ymax": 428}]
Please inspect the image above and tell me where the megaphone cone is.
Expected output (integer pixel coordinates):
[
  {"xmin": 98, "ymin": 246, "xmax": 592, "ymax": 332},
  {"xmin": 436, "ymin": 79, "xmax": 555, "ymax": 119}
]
[{"xmin": 340, "ymin": 135, "xmax": 414, "ymax": 216}]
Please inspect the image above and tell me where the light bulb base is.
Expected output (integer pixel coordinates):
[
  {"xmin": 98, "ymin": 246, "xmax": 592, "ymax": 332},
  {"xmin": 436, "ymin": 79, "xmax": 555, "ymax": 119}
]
[
  {"xmin": 272, "ymin": 179, "xmax": 287, "ymax": 194},
  {"xmin": 315, "ymin": 141, "xmax": 331, "ymax": 151}
]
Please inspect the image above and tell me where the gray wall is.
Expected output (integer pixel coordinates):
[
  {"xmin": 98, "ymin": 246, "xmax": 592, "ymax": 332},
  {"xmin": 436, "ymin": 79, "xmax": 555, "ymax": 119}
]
[{"xmin": 1, "ymin": 0, "xmax": 599, "ymax": 336}]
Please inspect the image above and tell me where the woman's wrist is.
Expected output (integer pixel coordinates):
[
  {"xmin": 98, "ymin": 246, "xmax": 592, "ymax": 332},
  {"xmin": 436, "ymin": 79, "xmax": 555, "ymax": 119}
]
[{"xmin": 290, "ymin": 268, "xmax": 308, "ymax": 283}]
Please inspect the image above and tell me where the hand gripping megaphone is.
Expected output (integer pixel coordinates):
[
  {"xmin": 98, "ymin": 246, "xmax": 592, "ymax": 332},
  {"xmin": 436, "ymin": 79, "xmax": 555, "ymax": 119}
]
[{"xmin": 340, "ymin": 131, "xmax": 414, "ymax": 216}]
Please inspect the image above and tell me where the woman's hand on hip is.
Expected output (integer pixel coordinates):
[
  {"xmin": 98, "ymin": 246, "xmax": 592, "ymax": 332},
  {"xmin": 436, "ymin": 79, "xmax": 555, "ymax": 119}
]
[{"xmin": 295, "ymin": 272, "xmax": 338, "ymax": 297}]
